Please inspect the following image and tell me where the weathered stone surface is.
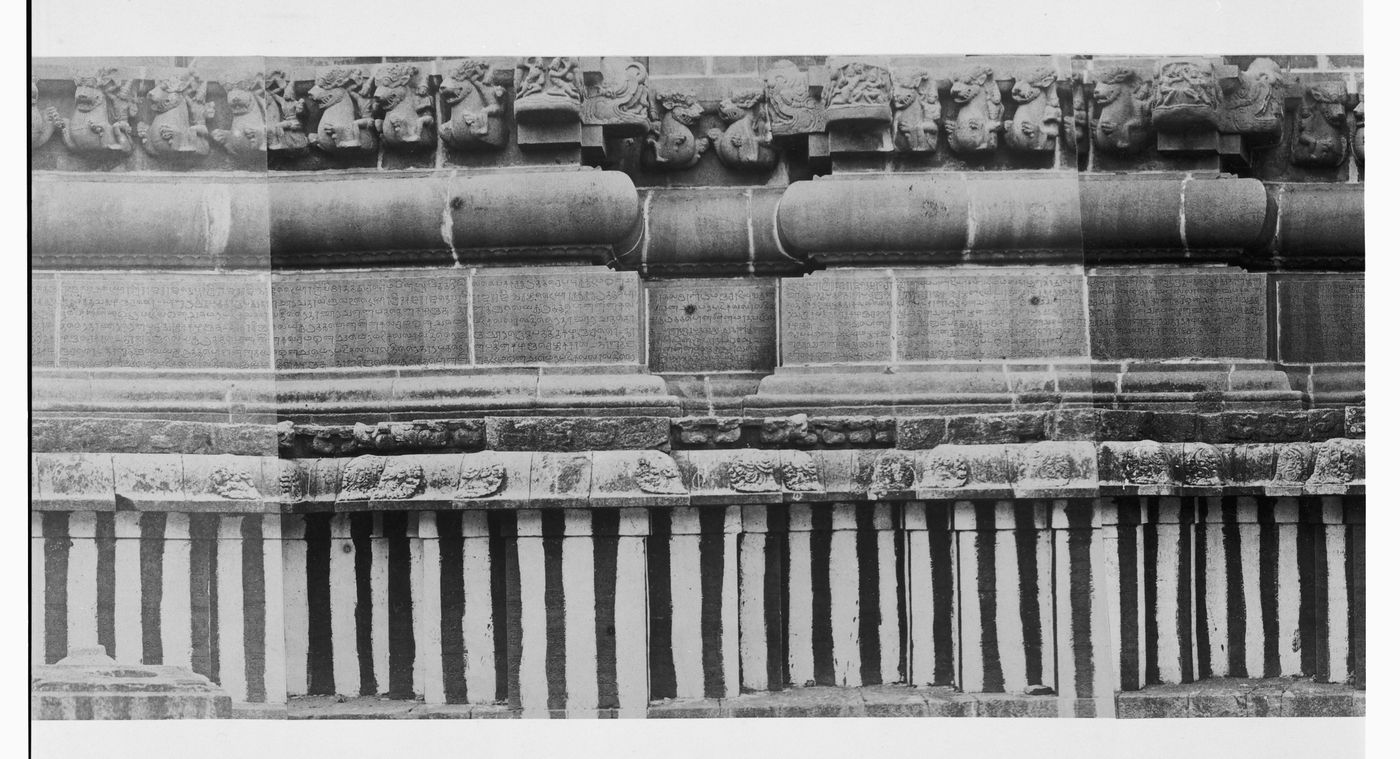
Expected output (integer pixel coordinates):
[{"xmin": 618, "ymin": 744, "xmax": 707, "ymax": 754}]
[
  {"xmin": 32, "ymin": 648, "xmax": 232, "ymax": 720},
  {"xmin": 780, "ymin": 272, "xmax": 891, "ymax": 365},
  {"xmin": 1088, "ymin": 270, "xmax": 1267, "ymax": 359},
  {"xmin": 647, "ymin": 279, "xmax": 776, "ymax": 373},
  {"xmin": 1269, "ymin": 183, "xmax": 1364, "ymax": 264},
  {"xmin": 473, "ymin": 269, "xmax": 641, "ymax": 365},
  {"xmin": 1274, "ymin": 276, "xmax": 1364, "ymax": 363},
  {"xmin": 56, "ymin": 272, "xmax": 272, "ymax": 369},
  {"xmin": 1345, "ymin": 406, "xmax": 1365, "ymax": 438},
  {"xmin": 31, "ymin": 418, "xmax": 276, "ymax": 456},
  {"xmin": 674, "ymin": 416, "xmax": 744, "ymax": 446},
  {"xmin": 279, "ymin": 419, "xmax": 486, "ymax": 457},
  {"xmin": 32, "ymin": 274, "xmax": 57, "ymax": 366},
  {"xmin": 897, "ymin": 270, "xmax": 1088, "ymax": 360},
  {"xmin": 485, "ymin": 416, "xmax": 668, "ymax": 451},
  {"xmin": 32, "ymin": 452, "xmax": 117, "ymax": 511}
]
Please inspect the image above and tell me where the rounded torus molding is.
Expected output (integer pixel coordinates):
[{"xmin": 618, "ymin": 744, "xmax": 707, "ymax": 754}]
[
  {"xmin": 1266, "ymin": 182, "xmax": 1364, "ymax": 268},
  {"xmin": 31, "ymin": 173, "xmax": 271, "ymax": 269},
  {"xmin": 611, "ymin": 186, "xmax": 800, "ymax": 277},
  {"xmin": 447, "ymin": 169, "xmax": 640, "ymax": 256},
  {"xmin": 775, "ymin": 172, "xmax": 1083, "ymax": 265},
  {"xmin": 1079, "ymin": 173, "xmax": 1268, "ymax": 262}
]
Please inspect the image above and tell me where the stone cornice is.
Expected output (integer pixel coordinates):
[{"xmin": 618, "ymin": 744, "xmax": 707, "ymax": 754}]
[{"xmin": 29, "ymin": 439, "xmax": 1366, "ymax": 513}]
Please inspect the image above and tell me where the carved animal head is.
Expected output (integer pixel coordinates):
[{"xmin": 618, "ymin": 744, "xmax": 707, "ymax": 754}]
[
  {"xmin": 1011, "ymin": 66, "xmax": 1056, "ymax": 103},
  {"xmin": 308, "ymin": 67, "xmax": 365, "ymax": 109},
  {"xmin": 372, "ymin": 63, "xmax": 418, "ymax": 110},
  {"xmin": 891, "ymin": 68, "xmax": 930, "ymax": 108},
  {"xmin": 72, "ymin": 69, "xmax": 124, "ymax": 114},
  {"xmin": 146, "ymin": 72, "xmax": 202, "ymax": 115},
  {"xmin": 224, "ymin": 72, "xmax": 265, "ymax": 116},
  {"xmin": 1302, "ymin": 83, "xmax": 1349, "ymax": 127},
  {"xmin": 719, "ymin": 89, "xmax": 764, "ymax": 122},
  {"xmin": 442, "ymin": 59, "xmax": 491, "ymax": 104},
  {"xmin": 951, "ymin": 65, "xmax": 995, "ymax": 104},
  {"xmin": 1092, "ymin": 66, "xmax": 1143, "ymax": 105},
  {"xmin": 656, "ymin": 90, "xmax": 703, "ymax": 124},
  {"xmin": 1244, "ymin": 57, "xmax": 1284, "ymax": 88}
]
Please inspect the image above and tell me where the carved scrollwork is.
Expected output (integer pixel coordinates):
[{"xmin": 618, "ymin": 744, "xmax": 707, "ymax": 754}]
[
  {"xmin": 309, "ymin": 66, "xmax": 378, "ymax": 153},
  {"xmin": 209, "ymin": 464, "xmax": 260, "ymax": 500},
  {"xmin": 340, "ymin": 455, "xmax": 384, "ymax": 499},
  {"xmin": 1123, "ymin": 441, "xmax": 1171, "ymax": 484},
  {"xmin": 1218, "ymin": 58, "xmax": 1285, "ymax": 142},
  {"xmin": 55, "ymin": 68, "xmax": 136, "ymax": 156},
  {"xmin": 457, "ymin": 459, "xmax": 506, "ymax": 498},
  {"xmin": 439, "ymin": 60, "xmax": 506, "ymax": 151},
  {"xmin": 708, "ymin": 89, "xmax": 777, "ymax": 171},
  {"xmin": 923, "ymin": 449, "xmax": 970, "ymax": 488},
  {"xmin": 872, "ymin": 452, "xmax": 916, "ymax": 491},
  {"xmin": 373, "ymin": 457, "xmax": 425, "ymax": 499},
  {"xmin": 1291, "ymin": 82, "xmax": 1351, "ymax": 168},
  {"xmin": 764, "ymin": 59, "xmax": 825, "ymax": 136},
  {"xmin": 891, "ymin": 67, "xmax": 939, "ymax": 153},
  {"xmin": 728, "ymin": 449, "xmax": 780, "ymax": 493},
  {"xmin": 515, "ymin": 56, "xmax": 581, "ymax": 124},
  {"xmin": 583, "ymin": 58, "xmax": 652, "ymax": 136},
  {"xmin": 1307, "ymin": 438, "xmax": 1363, "ymax": 485},
  {"xmin": 1273, "ymin": 442, "xmax": 1314, "ymax": 483},
  {"xmin": 636, "ymin": 452, "xmax": 685, "ymax": 494},
  {"xmin": 369, "ymin": 63, "xmax": 435, "ymax": 151},
  {"xmin": 137, "ymin": 70, "xmax": 213, "ymax": 161},
  {"xmin": 780, "ymin": 452, "xmax": 821, "ymax": 492},
  {"xmin": 1018, "ymin": 443, "xmax": 1076, "ymax": 487},
  {"xmin": 1179, "ymin": 443, "xmax": 1223, "ymax": 486},
  {"xmin": 1092, "ymin": 66, "xmax": 1153, "ymax": 155},
  {"xmin": 1005, "ymin": 67, "xmax": 1061, "ymax": 153},
  {"xmin": 1149, "ymin": 59, "xmax": 1221, "ymax": 131},
  {"xmin": 645, "ymin": 89, "xmax": 710, "ymax": 170},
  {"xmin": 945, "ymin": 64, "xmax": 1003, "ymax": 154}
]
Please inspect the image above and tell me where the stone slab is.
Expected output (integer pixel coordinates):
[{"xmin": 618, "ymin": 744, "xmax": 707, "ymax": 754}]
[
  {"xmin": 32, "ymin": 275, "xmax": 57, "ymax": 367},
  {"xmin": 273, "ymin": 270, "xmax": 472, "ymax": 369},
  {"xmin": 897, "ymin": 270, "xmax": 1088, "ymax": 360},
  {"xmin": 1089, "ymin": 271, "xmax": 1267, "ymax": 360},
  {"xmin": 1275, "ymin": 276, "xmax": 1364, "ymax": 363},
  {"xmin": 57, "ymin": 273, "xmax": 272, "ymax": 369},
  {"xmin": 780, "ymin": 272, "xmax": 893, "ymax": 365},
  {"xmin": 473, "ymin": 269, "xmax": 641, "ymax": 365},
  {"xmin": 647, "ymin": 279, "xmax": 776, "ymax": 372}
]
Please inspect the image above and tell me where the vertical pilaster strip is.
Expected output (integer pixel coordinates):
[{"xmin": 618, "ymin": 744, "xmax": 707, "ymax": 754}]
[
  {"xmin": 696, "ymin": 505, "xmax": 730, "ymax": 698},
  {"xmin": 216, "ymin": 515, "xmax": 247, "ymax": 703},
  {"xmin": 646, "ymin": 507, "xmax": 676, "ymax": 700},
  {"xmin": 905, "ymin": 503, "xmax": 935, "ymax": 685},
  {"xmin": 282, "ymin": 515, "xmax": 309, "ymax": 696},
  {"xmin": 853, "ymin": 504, "xmax": 882, "ymax": 686},
  {"xmin": 369, "ymin": 514, "xmax": 390, "ymax": 696},
  {"xmin": 669, "ymin": 506, "xmax": 706, "ymax": 698},
  {"xmin": 875, "ymin": 503, "xmax": 902, "ymax": 686},
  {"xmin": 418, "ymin": 511, "xmax": 445, "ymax": 704},
  {"xmin": 810, "ymin": 503, "xmax": 836, "ymax": 687},
  {"xmin": 1014, "ymin": 502, "xmax": 1049, "ymax": 690},
  {"xmin": 562, "ymin": 508, "xmax": 598, "ymax": 716},
  {"xmin": 328, "ymin": 513, "xmax": 358, "ymax": 696},
  {"xmin": 1347, "ymin": 497, "xmax": 1365, "ymax": 689},
  {"xmin": 387, "ymin": 512, "xmax": 419, "ymax": 698},
  {"xmin": 1296, "ymin": 498, "xmax": 1320, "ymax": 677},
  {"xmin": 67, "ymin": 511, "xmax": 100, "ymax": 654},
  {"xmin": 955, "ymin": 501, "xmax": 986, "ymax": 692},
  {"xmin": 1276, "ymin": 498, "xmax": 1304, "ymax": 676},
  {"xmin": 261, "ymin": 514, "xmax": 287, "ymax": 704},
  {"xmin": 437, "ymin": 511, "xmax": 467, "ymax": 704},
  {"xmin": 739, "ymin": 504, "xmax": 770, "ymax": 691},
  {"xmin": 138, "ymin": 512, "xmax": 168, "ymax": 666},
  {"xmin": 494, "ymin": 510, "xmax": 519, "ymax": 707},
  {"xmin": 829, "ymin": 504, "xmax": 862, "ymax": 687},
  {"xmin": 113, "ymin": 512, "xmax": 143, "ymax": 664},
  {"xmin": 591, "ymin": 508, "xmax": 621, "ymax": 711},
  {"xmin": 1322, "ymin": 497, "xmax": 1350, "ymax": 683},
  {"xmin": 95, "ymin": 512, "xmax": 116, "ymax": 659},
  {"xmin": 542, "ymin": 509, "xmax": 568, "ymax": 715},
  {"xmin": 787, "ymin": 504, "xmax": 815, "ymax": 688},
  {"xmin": 461, "ymin": 511, "xmax": 496, "ymax": 704},
  {"xmin": 1237, "ymin": 498, "xmax": 1265, "ymax": 678},
  {"xmin": 32, "ymin": 512, "xmax": 48, "ymax": 667},
  {"xmin": 1259, "ymin": 498, "xmax": 1282, "ymax": 678},
  {"xmin": 614, "ymin": 508, "xmax": 650, "ymax": 717},
  {"xmin": 721, "ymin": 505, "xmax": 742, "ymax": 698},
  {"xmin": 350, "ymin": 513, "xmax": 375, "ymax": 696},
  {"xmin": 515, "ymin": 509, "xmax": 549, "ymax": 716}
]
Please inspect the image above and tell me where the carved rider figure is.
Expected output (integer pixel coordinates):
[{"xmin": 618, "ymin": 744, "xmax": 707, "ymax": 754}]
[
  {"xmin": 137, "ymin": 70, "xmax": 214, "ymax": 160},
  {"xmin": 439, "ymin": 59, "xmax": 506, "ymax": 150},
  {"xmin": 515, "ymin": 56, "xmax": 581, "ymax": 122},
  {"xmin": 1005, "ymin": 66, "xmax": 1061, "ymax": 152},
  {"xmin": 646, "ymin": 90, "xmax": 710, "ymax": 170},
  {"xmin": 54, "ymin": 69, "xmax": 136, "ymax": 155},
  {"xmin": 891, "ymin": 67, "xmax": 939, "ymax": 153},
  {"xmin": 763, "ymin": 60, "xmax": 825, "ymax": 136},
  {"xmin": 211, "ymin": 72, "xmax": 269, "ymax": 160},
  {"xmin": 1290, "ymin": 82, "xmax": 1350, "ymax": 168},
  {"xmin": 583, "ymin": 59, "xmax": 652, "ymax": 136},
  {"xmin": 370, "ymin": 63, "xmax": 435, "ymax": 149},
  {"xmin": 944, "ymin": 64, "xmax": 1004, "ymax": 154},
  {"xmin": 264, "ymin": 71, "xmax": 310, "ymax": 154},
  {"xmin": 1149, "ymin": 59, "xmax": 1221, "ymax": 130},
  {"xmin": 1092, "ymin": 66, "xmax": 1153, "ymax": 155},
  {"xmin": 1218, "ymin": 57, "xmax": 1285, "ymax": 142},
  {"xmin": 709, "ymin": 89, "xmax": 777, "ymax": 171},
  {"xmin": 31, "ymin": 78, "xmax": 57, "ymax": 150},
  {"xmin": 307, "ymin": 66, "xmax": 378, "ymax": 153}
]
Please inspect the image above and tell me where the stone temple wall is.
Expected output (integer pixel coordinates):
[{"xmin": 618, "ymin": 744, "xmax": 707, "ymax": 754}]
[{"xmin": 30, "ymin": 54, "xmax": 1363, "ymax": 718}]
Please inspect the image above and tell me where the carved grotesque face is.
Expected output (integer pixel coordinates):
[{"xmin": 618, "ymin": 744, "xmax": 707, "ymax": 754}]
[
  {"xmin": 950, "ymin": 80, "xmax": 977, "ymax": 104},
  {"xmin": 891, "ymin": 73, "xmax": 926, "ymax": 108},
  {"xmin": 1305, "ymin": 92, "xmax": 1349, "ymax": 127},
  {"xmin": 1011, "ymin": 79, "xmax": 1041, "ymax": 104},
  {"xmin": 308, "ymin": 84, "xmax": 345, "ymax": 109},
  {"xmin": 74, "ymin": 84, "xmax": 103, "ymax": 112},
  {"xmin": 376, "ymin": 86, "xmax": 406, "ymax": 111},
  {"xmin": 718, "ymin": 99, "xmax": 747, "ymax": 122},
  {"xmin": 147, "ymin": 80, "xmax": 185, "ymax": 114},
  {"xmin": 667, "ymin": 98, "xmax": 703, "ymax": 125},
  {"xmin": 440, "ymin": 79, "xmax": 468, "ymax": 105},
  {"xmin": 1247, "ymin": 58, "xmax": 1284, "ymax": 88},
  {"xmin": 227, "ymin": 88, "xmax": 254, "ymax": 115},
  {"xmin": 1093, "ymin": 81, "xmax": 1121, "ymax": 105}
]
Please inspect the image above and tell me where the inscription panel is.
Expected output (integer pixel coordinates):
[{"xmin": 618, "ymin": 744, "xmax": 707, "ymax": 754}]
[
  {"xmin": 58, "ymin": 273, "xmax": 272, "ymax": 369},
  {"xmin": 648, "ymin": 279, "xmax": 776, "ymax": 372},
  {"xmin": 780, "ymin": 274, "xmax": 892, "ymax": 365},
  {"xmin": 1089, "ymin": 272, "xmax": 1267, "ymax": 359},
  {"xmin": 1276, "ymin": 276, "xmax": 1364, "ymax": 363},
  {"xmin": 897, "ymin": 272, "xmax": 1088, "ymax": 360},
  {"xmin": 273, "ymin": 271, "xmax": 472, "ymax": 369},
  {"xmin": 473, "ymin": 270, "xmax": 641, "ymax": 365},
  {"xmin": 32, "ymin": 275, "xmax": 56, "ymax": 366}
]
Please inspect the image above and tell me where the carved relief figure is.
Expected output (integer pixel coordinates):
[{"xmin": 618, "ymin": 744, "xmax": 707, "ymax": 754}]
[
  {"xmin": 515, "ymin": 56, "xmax": 581, "ymax": 123},
  {"xmin": 368, "ymin": 63, "xmax": 435, "ymax": 149},
  {"xmin": 764, "ymin": 59, "xmax": 824, "ymax": 135},
  {"xmin": 945, "ymin": 65, "xmax": 1003, "ymax": 154},
  {"xmin": 583, "ymin": 59, "xmax": 652, "ymax": 136},
  {"xmin": 307, "ymin": 66, "xmax": 378, "ymax": 153},
  {"xmin": 211, "ymin": 72, "xmax": 269, "ymax": 161},
  {"xmin": 891, "ymin": 67, "xmax": 939, "ymax": 152},
  {"xmin": 137, "ymin": 70, "xmax": 214, "ymax": 160},
  {"xmin": 823, "ymin": 60, "xmax": 892, "ymax": 126},
  {"xmin": 54, "ymin": 69, "xmax": 136, "ymax": 155},
  {"xmin": 264, "ymin": 71, "xmax": 309, "ymax": 154},
  {"xmin": 645, "ymin": 90, "xmax": 710, "ymax": 170},
  {"xmin": 708, "ymin": 90, "xmax": 777, "ymax": 171},
  {"xmin": 1091, "ymin": 66, "xmax": 1153, "ymax": 155},
  {"xmin": 1290, "ymin": 82, "xmax": 1350, "ymax": 168},
  {"xmin": 1353, "ymin": 96, "xmax": 1364, "ymax": 165},
  {"xmin": 1069, "ymin": 74, "xmax": 1090, "ymax": 154},
  {"xmin": 1149, "ymin": 59, "xmax": 1221, "ymax": 130},
  {"xmin": 1218, "ymin": 57, "xmax": 1285, "ymax": 141},
  {"xmin": 31, "ymin": 78, "xmax": 57, "ymax": 149},
  {"xmin": 439, "ymin": 59, "xmax": 506, "ymax": 150},
  {"xmin": 1005, "ymin": 66, "xmax": 1061, "ymax": 152}
]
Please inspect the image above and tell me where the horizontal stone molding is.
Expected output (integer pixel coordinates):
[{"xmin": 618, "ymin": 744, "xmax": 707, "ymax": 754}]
[
  {"xmin": 1079, "ymin": 173, "xmax": 1268, "ymax": 262},
  {"xmin": 1265, "ymin": 182, "xmax": 1365, "ymax": 266},
  {"xmin": 30, "ymin": 440, "xmax": 1365, "ymax": 512}
]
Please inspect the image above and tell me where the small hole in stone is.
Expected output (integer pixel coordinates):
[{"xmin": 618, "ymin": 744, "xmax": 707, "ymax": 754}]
[
  {"xmin": 684, "ymin": 304, "xmax": 697, "ymax": 315},
  {"xmin": 450, "ymin": 196, "xmax": 465, "ymax": 210},
  {"xmin": 342, "ymin": 543, "xmax": 354, "ymax": 554},
  {"xmin": 1029, "ymin": 296, "xmax": 1042, "ymax": 305}
]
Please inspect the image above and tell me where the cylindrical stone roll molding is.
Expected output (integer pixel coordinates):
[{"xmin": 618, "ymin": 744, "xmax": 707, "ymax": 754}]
[
  {"xmin": 614, "ymin": 187, "xmax": 799, "ymax": 277},
  {"xmin": 448, "ymin": 170, "xmax": 640, "ymax": 249},
  {"xmin": 270, "ymin": 174, "xmax": 449, "ymax": 265},
  {"xmin": 1080, "ymin": 174, "xmax": 1268, "ymax": 258},
  {"xmin": 1269, "ymin": 183, "xmax": 1364, "ymax": 263},
  {"xmin": 31, "ymin": 176, "xmax": 270, "ymax": 268}
]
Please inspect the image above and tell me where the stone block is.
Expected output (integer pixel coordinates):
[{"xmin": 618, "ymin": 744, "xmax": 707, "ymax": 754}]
[
  {"xmin": 473, "ymin": 269, "xmax": 641, "ymax": 365},
  {"xmin": 647, "ymin": 279, "xmax": 777, "ymax": 373},
  {"xmin": 1345, "ymin": 406, "xmax": 1365, "ymax": 437},
  {"xmin": 31, "ymin": 648, "xmax": 231, "ymax": 720},
  {"xmin": 32, "ymin": 453, "xmax": 116, "ymax": 511},
  {"xmin": 1089, "ymin": 270, "xmax": 1267, "ymax": 359},
  {"xmin": 32, "ymin": 274, "xmax": 56, "ymax": 367},
  {"xmin": 647, "ymin": 698, "xmax": 724, "ymax": 718},
  {"xmin": 780, "ymin": 271, "xmax": 892, "ymax": 365},
  {"xmin": 57, "ymin": 272, "xmax": 273, "ymax": 370},
  {"xmin": 485, "ymin": 417, "xmax": 669, "ymax": 452},
  {"xmin": 897, "ymin": 269, "xmax": 1088, "ymax": 360},
  {"xmin": 1274, "ymin": 276, "xmax": 1364, "ymax": 363}
]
